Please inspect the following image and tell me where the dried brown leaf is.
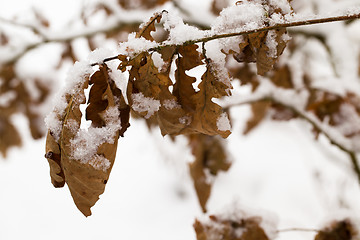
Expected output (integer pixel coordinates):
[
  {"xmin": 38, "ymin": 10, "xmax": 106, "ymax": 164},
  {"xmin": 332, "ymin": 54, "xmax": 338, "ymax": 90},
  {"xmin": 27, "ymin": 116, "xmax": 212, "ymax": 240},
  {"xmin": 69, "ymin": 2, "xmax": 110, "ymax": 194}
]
[
  {"xmin": 306, "ymin": 90, "xmax": 343, "ymax": 125},
  {"xmin": 315, "ymin": 219, "xmax": 357, "ymax": 240},
  {"xmin": 33, "ymin": 8, "xmax": 50, "ymax": 28},
  {"xmin": 0, "ymin": 64, "xmax": 49, "ymax": 155},
  {"xmin": 45, "ymin": 130, "xmax": 64, "ymax": 188},
  {"xmin": 125, "ymin": 50, "xmax": 189, "ymax": 135},
  {"xmin": 189, "ymin": 134, "xmax": 231, "ymax": 212},
  {"xmin": 0, "ymin": 32, "xmax": 8, "ymax": 45},
  {"xmin": 173, "ymin": 45, "xmax": 202, "ymax": 112},
  {"xmin": 0, "ymin": 116, "xmax": 21, "ymax": 157},
  {"xmin": 136, "ymin": 12, "xmax": 163, "ymax": 41},
  {"xmin": 228, "ymin": 63, "xmax": 259, "ymax": 92},
  {"xmin": 244, "ymin": 100, "xmax": 271, "ymax": 135},
  {"xmin": 211, "ymin": 0, "xmax": 229, "ymax": 15},
  {"xmin": 62, "ymin": 66, "xmax": 120, "ymax": 216},
  {"xmin": 45, "ymin": 64, "xmax": 124, "ymax": 216},
  {"xmin": 194, "ymin": 214, "xmax": 269, "ymax": 240},
  {"xmin": 270, "ymin": 65, "xmax": 293, "ymax": 89},
  {"xmin": 190, "ymin": 62, "xmax": 232, "ymax": 138},
  {"xmin": 58, "ymin": 42, "xmax": 77, "ymax": 68},
  {"xmin": 229, "ymin": 1, "xmax": 292, "ymax": 75}
]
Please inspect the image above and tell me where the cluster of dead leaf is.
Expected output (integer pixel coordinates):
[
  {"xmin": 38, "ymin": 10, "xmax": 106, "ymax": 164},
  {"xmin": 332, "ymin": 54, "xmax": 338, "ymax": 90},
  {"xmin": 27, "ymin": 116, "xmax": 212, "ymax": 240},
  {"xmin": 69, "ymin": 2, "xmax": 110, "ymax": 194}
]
[
  {"xmin": 45, "ymin": 63, "xmax": 130, "ymax": 216},
  {"xmin": 0, "ymin": 63, "xmax": 50, "ymax": 157},
  {"xmin": 194, "ymin": 215, "xmax": 359, "ymax": 240},
  {"xmin": 0, "ymin": 8, "xmax": 53, "ymax": 157},
  {"xmin": 194, "ymin": 215, "xmax": 271, "ymax": 240},
  {"xmin": 230, "ymin": 55, "xmax": 360, "ymax": 144},
  {"xmin": 2, "ymin": 1, "xmax": 360, "ymax": 239},
  {"xmin": 0, "ymin": 0, "xmax": 174, "ymax": 157},
  {"xmin": 43, "ymin": 0, "xmax": 296, "ymax": 216},
  {"xmin": 315, "ymin": 219, "xmax": 359, "ymax": 240}
]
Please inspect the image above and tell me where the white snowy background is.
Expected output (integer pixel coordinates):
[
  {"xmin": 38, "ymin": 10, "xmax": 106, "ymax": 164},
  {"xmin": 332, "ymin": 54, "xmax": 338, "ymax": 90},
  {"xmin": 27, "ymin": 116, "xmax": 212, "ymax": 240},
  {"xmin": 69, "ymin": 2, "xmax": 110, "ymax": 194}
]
[{"xmin": 1, "ymin": 0, "xmax": 360, "ymax": 240}]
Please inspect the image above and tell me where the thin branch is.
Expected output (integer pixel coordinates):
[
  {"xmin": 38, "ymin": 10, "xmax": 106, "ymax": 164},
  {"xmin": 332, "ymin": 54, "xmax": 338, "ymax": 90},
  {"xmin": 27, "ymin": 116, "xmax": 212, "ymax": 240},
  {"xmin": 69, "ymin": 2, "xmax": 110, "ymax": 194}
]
[
  {"xmin": 277, "ymin": 227, "xmax": 320, "ymax": 233},
  {"xmin": 224, "ymin": 96, "xmax": 360, "ymax": 185},
  {"xmin": 184, "ymin": 13, "xmax": 360, "ymax": 46},
  {"xmin": 0, "ymin": 16, "xmax": 46, "ymax": 37},
  {"xmin": 3, "ymin": 21, "xmax": 141, "ymax": 64},
  {"xmin": 98, "ymin": 12, "xmax": 360, "ymax": 65}
]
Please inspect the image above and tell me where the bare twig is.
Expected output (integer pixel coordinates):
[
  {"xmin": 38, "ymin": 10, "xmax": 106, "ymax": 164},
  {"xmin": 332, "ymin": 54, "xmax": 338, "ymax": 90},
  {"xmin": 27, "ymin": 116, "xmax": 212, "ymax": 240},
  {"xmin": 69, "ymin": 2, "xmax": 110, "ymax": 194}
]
[
  {"xmin": 3, "ymin": 11, "xmax": 360, "ymax": 65},
  {"xmin": 3, "ymin": 21, "xmax": 141, "ymax": 64},
  {"xmin": 277, "ymin": 227, "xmax": 320, "ymax": 233},
  {"xmin": 98, "ymin": 13, "xmax": 360, "ymax": 65},
  {"xmin": 185, "ymin": 13, "xmax": 360, "ymax": 45},
  {"xmin": 0, "ymin": 16, "xmax": 46, "ymax": 37},
  {"xmin": 224, "ymin": 96, "xmax": 360, "ymax": 185}
]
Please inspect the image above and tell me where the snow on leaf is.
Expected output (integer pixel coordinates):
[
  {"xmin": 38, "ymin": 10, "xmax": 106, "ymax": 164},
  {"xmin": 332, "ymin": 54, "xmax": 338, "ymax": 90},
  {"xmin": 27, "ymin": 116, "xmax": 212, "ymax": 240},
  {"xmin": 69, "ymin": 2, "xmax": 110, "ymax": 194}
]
[
  {"xmin": 190, "ymin": 60, "xmax": 232, "ymax": 138},
  {"xmin": 223, "ymin": 0, "xmax": 292, "ymax": 76},
  {"xmin": 217, "ymin": 112, "xmax": 231, "ymax": 132},
  {"xmin": 45, "ymin": 64, "xmax": 124, "ymax": 217},
  {"xmin": 131, "ymin": 92, "xmax": 161, "ymax": 119},
  {"xmin": 314, "ymin": 219, "xmax": 358, "ymax": 240},
  {"xmin": 194, "ymin": 213, "xmax": 270, "ymax": 240}
]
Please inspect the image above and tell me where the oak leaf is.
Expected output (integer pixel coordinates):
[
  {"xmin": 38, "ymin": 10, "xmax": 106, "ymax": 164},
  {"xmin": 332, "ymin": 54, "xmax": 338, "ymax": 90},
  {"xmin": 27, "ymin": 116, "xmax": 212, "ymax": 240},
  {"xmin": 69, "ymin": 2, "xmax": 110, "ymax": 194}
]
[
  {"xmin": 306, "ymin": 90, "xmax": 343, "ymax": 125},
  {"xmin": 211, "ymin": 0, "xmax": 229, "ymax": 15},
  {"xmin": 136, "ymin": 11, "xmax": 163, "ymax": 41},
  {"xmin": 244, "ymin": 100, "xmax": 271, "ymax": 135},
  {"xmin": 189, "ymin": 134, "xmax": 231, "ymax": 212},
  {"xmin": 0, "ymin": 64, "xmax": 50, "ymax": 155},
  {"xmin": 45, "ymin": 64, "xmax": 125, "ymax": 216},
  {"xmin": 194, "ymin": 214, "xmax": 269, "ymax": 240},
  {"xmin": 314, "ymin": 219, "xmax": 358, "ymax": 240},
  {"xmin": 45, "ymin": 130, "xmax": 64, "ymax": 188},
  {"xmin": 270, "ymin": 65, "xmax": 293, "ymax": 89},
  {"xmin": 173, "ymin": 45, "xmax": 204, "ymax": 112},
  {"xmin": 230, "ymin": 0, "xmax": 292, "ymax": 75},
  {"xmin": 189, "ymin": 61, "xmax": 232, "ymax": 138},
  {"xmin": 228, "ymin": 63, "xmax": 259, "ymax": 92},
  {"xmin": 0, "ymin": 116, "xmax": 21, "ymax": 157}
]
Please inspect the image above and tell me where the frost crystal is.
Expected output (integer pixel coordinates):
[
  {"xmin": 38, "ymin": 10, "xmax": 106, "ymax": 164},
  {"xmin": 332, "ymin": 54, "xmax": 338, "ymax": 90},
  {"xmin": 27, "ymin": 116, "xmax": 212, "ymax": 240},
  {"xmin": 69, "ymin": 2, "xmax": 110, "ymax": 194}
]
[
  {"xmin": 45, "ymin": 60, "xmax": 92, "ymax": 140},
  {"xmin": 216, "ymin": 112, "xmax": 231, "ymax": 132},
  {"xmin": 266, "ymin": 30, "xmax": 278, "ymax": 58},
  {"xmin": 131, "ymin": 92, "xmax": 161, "ymax": 119},
  {"xmin": 88, "ymin": 155, "xmax": 111, "ymax": 172},
  {"xmin": 179, "ymin": 116, "xmax": 192, "ymax": 125},
  {"xmin": 163, "ymin": 12, "xmax": 207, "ymax": 44},
  {"xmin": 163, "ymin": 99, "xmax": 180, "ymax": 110},
  {"xmin": 211, "ymin": 2, "xmax": 266, "ymax": 34},
  {"xmin": 70, "ymin": 107, "xmax": 121, "ymax": 171},
  {"xmin": 118, "ymin": 33, "xmax": 158, "ymax": 57},
  {"xmin": 151, "ymin": 52, "xmax": 165, "ymax": 72}
]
